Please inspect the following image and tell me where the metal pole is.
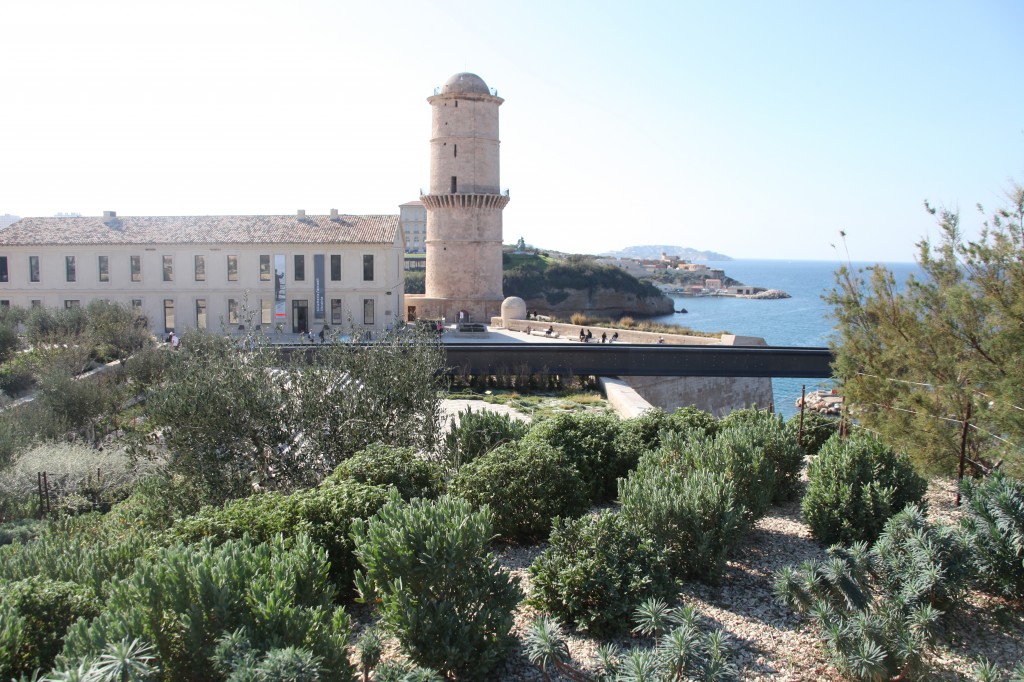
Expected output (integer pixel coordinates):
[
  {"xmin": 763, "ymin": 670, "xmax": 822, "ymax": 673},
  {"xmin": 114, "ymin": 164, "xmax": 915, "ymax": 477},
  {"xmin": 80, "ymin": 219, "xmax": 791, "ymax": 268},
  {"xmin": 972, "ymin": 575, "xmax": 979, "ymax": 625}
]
[{"xmin": 798, "ymin": 384, "xmax": 806, "ymax": 447}]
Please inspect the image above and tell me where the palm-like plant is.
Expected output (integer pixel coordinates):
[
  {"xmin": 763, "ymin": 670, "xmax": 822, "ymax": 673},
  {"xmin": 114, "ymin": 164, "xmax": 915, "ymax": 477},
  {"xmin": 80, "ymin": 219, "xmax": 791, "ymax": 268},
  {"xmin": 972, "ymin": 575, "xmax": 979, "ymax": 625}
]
[{"xmin": 84, "ymin": 638, "xmax": 157, "ymax": 682}]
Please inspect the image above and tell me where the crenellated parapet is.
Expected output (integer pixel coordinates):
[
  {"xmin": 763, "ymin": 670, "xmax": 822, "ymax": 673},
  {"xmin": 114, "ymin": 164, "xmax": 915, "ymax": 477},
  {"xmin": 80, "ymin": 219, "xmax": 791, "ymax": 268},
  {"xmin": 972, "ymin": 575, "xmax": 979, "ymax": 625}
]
[{"xmin": 419, "ymin": 193, "xmax": 510, "ymax": 210}]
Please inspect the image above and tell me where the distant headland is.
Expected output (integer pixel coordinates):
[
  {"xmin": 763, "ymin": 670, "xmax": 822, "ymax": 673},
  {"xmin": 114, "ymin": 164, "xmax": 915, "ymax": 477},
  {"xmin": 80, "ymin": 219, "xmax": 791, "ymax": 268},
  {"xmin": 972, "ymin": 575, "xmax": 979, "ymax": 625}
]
[{"xmin": 600, "ymin": 244, "xmax": 733, "ymax": 261}]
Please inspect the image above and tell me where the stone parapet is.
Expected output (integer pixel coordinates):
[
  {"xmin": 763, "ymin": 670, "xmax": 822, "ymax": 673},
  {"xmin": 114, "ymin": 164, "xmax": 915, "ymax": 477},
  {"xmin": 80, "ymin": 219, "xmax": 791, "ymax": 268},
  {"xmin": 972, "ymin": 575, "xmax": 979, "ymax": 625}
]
[{"xmin": 420, "ymin": 193, "xmax": 510, "ymax": 210}]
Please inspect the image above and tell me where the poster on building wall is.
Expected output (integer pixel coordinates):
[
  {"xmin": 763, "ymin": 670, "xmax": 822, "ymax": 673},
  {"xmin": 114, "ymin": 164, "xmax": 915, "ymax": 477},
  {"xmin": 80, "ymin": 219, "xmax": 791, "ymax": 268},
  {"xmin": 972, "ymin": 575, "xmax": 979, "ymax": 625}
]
[
  {"xmin": 274, "ymin": 254, "xmax": 286, "ymax": 319},
  {"xmin": 313, "ymin": 254, "xmax": 324, "ymax": 320}
]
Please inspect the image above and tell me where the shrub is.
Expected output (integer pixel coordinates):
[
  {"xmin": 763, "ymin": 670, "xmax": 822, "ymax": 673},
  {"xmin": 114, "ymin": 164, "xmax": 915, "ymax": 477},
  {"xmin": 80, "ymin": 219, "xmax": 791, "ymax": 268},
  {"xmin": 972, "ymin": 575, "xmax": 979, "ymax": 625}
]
[
  {"xmin": 960, "ymin": 473, "xmax": 1024, "ymax": 599},
  {"xmin": 803, "ymin": 433, "xmax": 927, "ymax": 545},
  {"xmin": 449, "ymin": 440, "xmax": 589, "ymax": 543},
  {"xmin": 60, "ymin": 533, "xmax": 353, "ymax": 682},
  {"xmin": 525, "ymin": 604, "xmax": 736, "ymax": 682},
  {"xmin": 619, "ymin": 461, "xmax": 745, "ymax": 584},
  {"xmin": 871, "ymin": 504, "xmax": 970, "ymax": 610},
  {"xmin": 351, "ymin": 494, "xmax": 521, "ymax": 679},
  {"xmin": 0, "ymin": 441, "xmax": 159, "ymax": 516},
  {"xmin": 0, "ymin": 577, "xmax": 101, "ymax": 680},
  {"xmin": 169, "ymin": 479, "xmax": 391, "ymax": 595},
  {"xmin": 717, "ymin": 409, "xmax": 805, "ymax": 503},
  {"xmin": 523, "ymin": 412, "xmax": 633, "ymax": 502},
  {"xmin": 328, "ymin": 443, "xmax": 444, "ymax": 500},
  {"xmin": 0, "ymin": 514, "xmax": 155, "ymax": 597},
  {"xmin": 787, "ymin": 410, "xmax": 840, "ymax": 455},
  {"xmin": 441, "ymin": 406, "xmax": 530, "ymax": 469},
  {"xmin": 528, "ymin": 510, "xmax": 675, "ymax": 635},
  {"xmin": 657, "ymin": 430, "xmax": 777, "ymax": 525},
  {"xmin": 774, "ymin": 539, "xmax": 942, "ymax": 682},
  {"xmin": 0, "ymin": 518, "xmax": 45, "ymax": 546}
]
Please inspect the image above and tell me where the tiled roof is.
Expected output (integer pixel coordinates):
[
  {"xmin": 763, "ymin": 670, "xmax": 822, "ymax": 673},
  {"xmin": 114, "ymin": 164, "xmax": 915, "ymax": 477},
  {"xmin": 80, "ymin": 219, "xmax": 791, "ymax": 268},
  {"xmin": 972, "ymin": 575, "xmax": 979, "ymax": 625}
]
[{"xmin": 0, "ymin": 214, "xmax": 399, "ymax": 246}]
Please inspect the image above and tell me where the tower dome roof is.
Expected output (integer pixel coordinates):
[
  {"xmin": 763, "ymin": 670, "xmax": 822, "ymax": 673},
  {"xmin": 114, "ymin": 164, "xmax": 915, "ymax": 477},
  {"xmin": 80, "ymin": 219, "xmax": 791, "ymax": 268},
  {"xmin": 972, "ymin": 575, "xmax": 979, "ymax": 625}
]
[{"xmin": 441, "ymin": 72, "xmax": 491, "ymax": 95}]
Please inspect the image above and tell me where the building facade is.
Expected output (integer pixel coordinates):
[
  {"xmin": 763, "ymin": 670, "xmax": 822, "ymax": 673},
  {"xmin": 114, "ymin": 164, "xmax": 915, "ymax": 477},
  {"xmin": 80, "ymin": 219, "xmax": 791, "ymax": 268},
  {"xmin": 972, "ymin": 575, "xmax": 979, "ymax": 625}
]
[
  {"xmin": 0, "ymin": 211, "xmax": 405, "ymax": 336},
  {"xmin": 399, "ymin": 200, "xmax": 426, "ymax": 254},
  {"xmin": 405, "ymin": 72, "xmax": 509, "ymax": 324}
]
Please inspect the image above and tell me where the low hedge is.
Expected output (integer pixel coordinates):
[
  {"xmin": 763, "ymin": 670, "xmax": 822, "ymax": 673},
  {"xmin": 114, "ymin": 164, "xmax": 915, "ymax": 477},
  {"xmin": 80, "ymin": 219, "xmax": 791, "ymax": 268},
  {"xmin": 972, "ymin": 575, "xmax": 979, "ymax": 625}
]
[
  {"xmin": 169, "ymin": 479, "xmax": 391, "ymax": 595},
  {"xmin": 449, "ymin": 440, "xmax": 590, "ymax": 543},
  {"xmin": 327, "ymin": 443, "xmax": 444, "ymax": 500}
]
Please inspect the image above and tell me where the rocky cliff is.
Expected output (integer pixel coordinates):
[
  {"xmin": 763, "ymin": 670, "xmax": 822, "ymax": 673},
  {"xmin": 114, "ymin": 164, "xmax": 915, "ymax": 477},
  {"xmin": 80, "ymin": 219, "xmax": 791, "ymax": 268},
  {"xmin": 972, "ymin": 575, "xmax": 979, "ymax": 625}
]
[{"xmin": 521, "ymin": 286, "xmax": 674, "ymax": 317}]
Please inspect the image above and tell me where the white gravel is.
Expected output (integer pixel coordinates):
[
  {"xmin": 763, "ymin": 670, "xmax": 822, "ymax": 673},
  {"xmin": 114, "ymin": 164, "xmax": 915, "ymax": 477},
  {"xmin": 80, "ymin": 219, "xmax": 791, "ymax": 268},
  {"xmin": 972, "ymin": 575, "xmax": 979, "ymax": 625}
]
[{"xmin": 485, "ymin": 478, "xmax": 1024, "ymax": 681}]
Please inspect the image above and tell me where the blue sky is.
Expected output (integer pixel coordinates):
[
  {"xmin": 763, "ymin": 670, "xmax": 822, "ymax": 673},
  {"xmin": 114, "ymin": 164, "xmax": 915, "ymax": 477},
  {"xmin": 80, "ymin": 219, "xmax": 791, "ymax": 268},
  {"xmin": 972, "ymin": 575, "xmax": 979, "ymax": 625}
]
[{"xmin": 1, "ymin": 0, "xmax": 1021, "ymax": 262}]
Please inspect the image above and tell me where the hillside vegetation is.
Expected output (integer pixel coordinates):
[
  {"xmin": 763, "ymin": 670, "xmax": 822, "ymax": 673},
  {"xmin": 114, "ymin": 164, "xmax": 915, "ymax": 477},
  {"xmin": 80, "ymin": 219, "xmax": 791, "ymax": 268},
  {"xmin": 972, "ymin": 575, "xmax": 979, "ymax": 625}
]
[{"xmin": 503, "ymin": 253, "xmax": 664, "ymax": 306}]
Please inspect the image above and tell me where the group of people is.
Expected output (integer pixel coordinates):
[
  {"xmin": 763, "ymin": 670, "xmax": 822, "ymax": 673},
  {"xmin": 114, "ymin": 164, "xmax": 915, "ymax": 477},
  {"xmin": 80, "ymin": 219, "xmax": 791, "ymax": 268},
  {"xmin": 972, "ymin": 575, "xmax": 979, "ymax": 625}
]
[{"xmin": 578, "ymin": 328, "xmax": 619, "ymax": 344}]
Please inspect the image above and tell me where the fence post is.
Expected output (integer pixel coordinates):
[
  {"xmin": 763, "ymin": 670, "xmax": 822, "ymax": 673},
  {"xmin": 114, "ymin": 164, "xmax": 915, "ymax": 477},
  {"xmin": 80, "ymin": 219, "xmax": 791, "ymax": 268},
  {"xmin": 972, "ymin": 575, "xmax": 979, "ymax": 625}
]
[{"xmin": 798, "ymin": 384, "xmax": 806, "ymax": 447}]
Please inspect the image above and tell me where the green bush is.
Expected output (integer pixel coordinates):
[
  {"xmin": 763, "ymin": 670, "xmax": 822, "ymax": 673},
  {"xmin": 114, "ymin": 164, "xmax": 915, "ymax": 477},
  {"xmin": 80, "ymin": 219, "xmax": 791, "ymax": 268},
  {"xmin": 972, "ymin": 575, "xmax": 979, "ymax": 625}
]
[
  {"xmin": 774, "ymin": 524, "xmax": 952, "ymax": 682},
  {"xmin": 0, "ymin": 577, "xmax": 100, "ymax": 681},
  {"xmin": 524, "ymin": 412, "xmax": 637, "ymax": 502},
  {"xmin": 441, "ymin": 407, "xmax": 530, "ymax": 468},
  {"xmin": 525, "ymin": 604, "xmax": 736, "ymax": 682},
  {"xmin": 169, "ymin": 479, "xmax": 391, "ymax": 595},
  {"xmin": 0, "ymin": 364, "xmax": 34, "ymax": 398},
  {"xmin": 60, "ymin": 533, "xmax": 353, "ymax": 682},
  {"xmin": 716, "ymin": 410, "xmax": 805, "ymax": 503},
  {"xmin": 327, "ymin": 443, "xmax": 444, "ymax": 500},
  {"xmin": 657, "ymin": 430, "xmax": 777, "ymax": 525},
  {"xmin": 960, "ymin": 473, "xmax": 1024, "ymax": 599},
  {"xmin": 528, "ymin": 510, "xmax": 675, "ymax": 636},
  {"xmin": 351, "ymin": 494, "xmax": 521, "ymax": 679},
  {"xmin": 802, "ymin": 433, "xmax": 927, "ymax": 545},
  {"xmin": 619, "ymin": 461, "xmax": 745, "ymax": 584},
  {"xmin": 448, "ymin": 440, "xmax": 589, "ymax": 543},
  {"xmin": 870, "ymin": 505, "xmax": 970, "ymax": 610},
  {"xmin": 787, "ymin": 410, "xmax": 840, "ymax": 455},
  {"xmin": 0, "ymin": 514, "xmax": 155, "ymax": 597},
  {"xmin": 0, "ymin": 518, "xmax": 45, "ymax": 546}
]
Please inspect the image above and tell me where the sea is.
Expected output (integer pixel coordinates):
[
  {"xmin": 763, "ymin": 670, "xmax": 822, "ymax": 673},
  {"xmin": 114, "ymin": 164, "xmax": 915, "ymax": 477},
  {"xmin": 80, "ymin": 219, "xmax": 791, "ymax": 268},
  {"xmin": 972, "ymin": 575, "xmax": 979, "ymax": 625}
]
[{"xmin": 646, "ymin": 259, "xmax": 921, "ymax": 419}]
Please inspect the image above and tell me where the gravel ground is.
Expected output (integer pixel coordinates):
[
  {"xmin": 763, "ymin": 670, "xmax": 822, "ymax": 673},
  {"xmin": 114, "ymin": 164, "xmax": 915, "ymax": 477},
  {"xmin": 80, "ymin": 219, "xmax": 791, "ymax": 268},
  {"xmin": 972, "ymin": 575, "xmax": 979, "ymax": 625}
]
[
  {"xmin": 483, "ymin": 477, "xmax": 1024, "ymax": 681},
  {"xmin": 361, "ymin": 402, "xmax": 1023, "ymax": 679}
]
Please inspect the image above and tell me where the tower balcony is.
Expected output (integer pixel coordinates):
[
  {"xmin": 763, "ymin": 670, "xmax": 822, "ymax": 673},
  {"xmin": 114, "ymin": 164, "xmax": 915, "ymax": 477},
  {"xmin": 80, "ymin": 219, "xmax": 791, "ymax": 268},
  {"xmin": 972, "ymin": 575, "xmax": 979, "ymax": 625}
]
[{"xmin": 419, "ymin": 190, "xmax": 510, "ymax": 210}]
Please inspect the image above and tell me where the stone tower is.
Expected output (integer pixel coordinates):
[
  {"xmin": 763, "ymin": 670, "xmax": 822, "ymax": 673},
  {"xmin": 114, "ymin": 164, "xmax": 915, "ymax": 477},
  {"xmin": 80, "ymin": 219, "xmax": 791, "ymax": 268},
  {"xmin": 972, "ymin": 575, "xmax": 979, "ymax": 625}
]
[{"xmin": 420, "ymin": 72, "xmax": 509, "ymax": 323}]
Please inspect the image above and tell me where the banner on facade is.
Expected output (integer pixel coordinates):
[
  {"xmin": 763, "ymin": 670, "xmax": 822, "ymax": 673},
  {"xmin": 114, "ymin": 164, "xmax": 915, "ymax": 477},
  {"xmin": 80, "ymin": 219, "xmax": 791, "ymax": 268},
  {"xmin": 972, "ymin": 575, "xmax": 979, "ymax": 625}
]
[
  {"xmin": 274, "ymin": 254, "xmax": 286, "ymax": 319},
  {"xmin": 314, "ymin": 254, "xmax": 324, "ymax": 320}
]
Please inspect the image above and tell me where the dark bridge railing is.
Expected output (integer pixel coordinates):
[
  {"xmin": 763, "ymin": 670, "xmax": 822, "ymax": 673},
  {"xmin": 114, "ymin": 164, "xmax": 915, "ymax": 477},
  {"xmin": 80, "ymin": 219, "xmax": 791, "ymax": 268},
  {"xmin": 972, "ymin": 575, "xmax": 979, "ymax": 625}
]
[{"xmin": 440, "ymin": 343, "xmax": 834, "ymax": 378}]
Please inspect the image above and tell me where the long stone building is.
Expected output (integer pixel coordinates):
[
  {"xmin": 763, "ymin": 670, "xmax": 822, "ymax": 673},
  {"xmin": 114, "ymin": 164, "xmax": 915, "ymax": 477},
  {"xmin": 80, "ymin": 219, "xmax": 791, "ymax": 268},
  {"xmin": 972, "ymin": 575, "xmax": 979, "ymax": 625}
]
[{"xmin": 0, "ymin": 211, "xmax": 405, "ymax": 337}]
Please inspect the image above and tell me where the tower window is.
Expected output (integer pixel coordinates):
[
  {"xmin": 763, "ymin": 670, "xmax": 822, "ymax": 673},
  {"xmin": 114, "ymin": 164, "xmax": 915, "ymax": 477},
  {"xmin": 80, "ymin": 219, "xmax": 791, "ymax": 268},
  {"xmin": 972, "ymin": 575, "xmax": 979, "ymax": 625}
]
[
  {"xmin": 454, "ymin": 144, "xmax": 457, "ymax": 158},
  {"xmin": 454, "ymin": 100, "xmax": 458, "ymax": 107},
  {"xmin": 451, "ymin": 176, "xmax": 457, "ymax": 194}
]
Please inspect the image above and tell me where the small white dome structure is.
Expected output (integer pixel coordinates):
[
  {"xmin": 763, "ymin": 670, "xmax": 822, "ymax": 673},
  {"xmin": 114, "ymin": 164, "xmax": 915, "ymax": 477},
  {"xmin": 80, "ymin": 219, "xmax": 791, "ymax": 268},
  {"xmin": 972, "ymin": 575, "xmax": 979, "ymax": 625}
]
[
  {"xmin": 441, "ymin": 72, "xmax": 491, "ymax": 96},
  {"xmin": 501, "ymin": 296, "xmax": 527, "ymax": 322}
]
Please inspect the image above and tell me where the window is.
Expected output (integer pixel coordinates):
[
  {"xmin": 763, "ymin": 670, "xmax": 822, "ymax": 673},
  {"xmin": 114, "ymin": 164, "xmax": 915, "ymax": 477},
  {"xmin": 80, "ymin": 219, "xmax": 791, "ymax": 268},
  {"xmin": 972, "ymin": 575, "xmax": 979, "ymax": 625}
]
[
  {"xmin": 29, "ymin": 256, "xmax": 40, "ymax": 283},
  {"xmin": 227, "ymin": 255, "xmax": 238, "ymax": 282},
  {"xmin": 131, "ymin": 299, "xmax": 142, "ymax": 314},
  {"xmin": 65, "ymin": 300, "xmax": 80, "ymax": 309},
  {"xmin": 66, "ymin": 256, "xmax": 76, "ymax": 282},
  {"xmin": 0, "ymin": 301, "xmax": 8, "ymax": 309},
  {"xmin": 330, "ymin": 255, "xmax": 341, "ymax": 281},
  {"xmin": 454, "ymin": 144, "xmax": 457, "ymax": 158},
  {"xmin": 164, "ymin": 299, "xmax": 175, "ymax": 332},
  {"xmin": 363, "ymin": 298, "xmax": 374, "ymax": 325},
  {"xmin": 0, "ymin": 257, "xmax": 7, "ymax": 283},
  {"xmin": 331, "ymin": 299, "xmax": 343, "ymax": 325},
  {"xmin": 260, "ymin": 255, "xmax": 271, "ymax": 281},
  {"xmin": 294, "ymin": 255, "xmax": 305, "ymax": 281},
  {"xmin": 98, "ymin": 256, "xmax": 109, "ymax": 282},
  {"xmin": 261, "ymin": 299, "xmax": 271, "ymax": 326},
  {"xmin": 162, "ymin": 256, "xmax": 173, "ymax": 282},
  {"xmin": 363, "ymin": 254, "xmax": 374, "ymax": 281},
  {"xmin": 194, "ymin": 255, "xmax": 206, "ymax": 282},
  {"xmin": 451, "ymin": 176, "xmax": 457, "ymax": 193},
  {"xmin": 31, "ymin": 300, "xmax": 41, "ymax": 309},
  {"xmin": 196, "ymin": 299, "xmax": 207, "ymax": 329},
  {"xmin": 131, "ymin": 255, "xmax": 141, "ymax": 282},
  {"xmin": 228, "ymin": 299, "xmax": 239, "ymax": 325}
]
